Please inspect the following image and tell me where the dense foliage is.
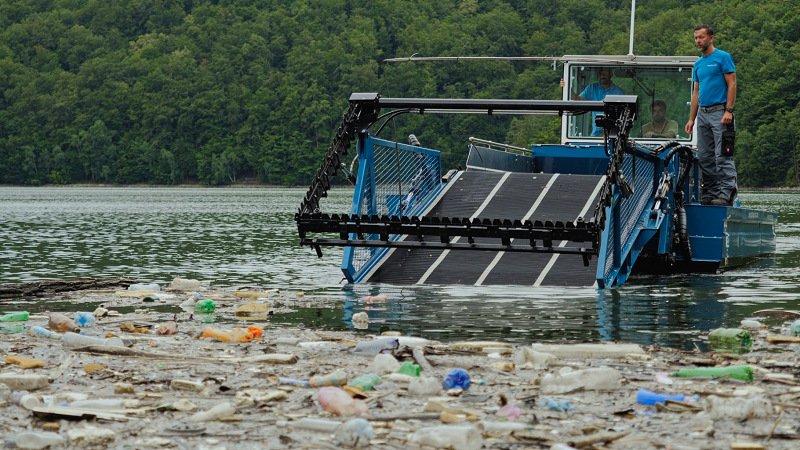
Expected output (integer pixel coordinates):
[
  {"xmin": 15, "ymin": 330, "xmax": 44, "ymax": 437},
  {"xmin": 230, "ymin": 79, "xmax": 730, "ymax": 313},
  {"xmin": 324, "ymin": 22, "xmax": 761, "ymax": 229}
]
[{"xmin": 0, "ymin": 0, "xmax": 797, "ymax": 186}]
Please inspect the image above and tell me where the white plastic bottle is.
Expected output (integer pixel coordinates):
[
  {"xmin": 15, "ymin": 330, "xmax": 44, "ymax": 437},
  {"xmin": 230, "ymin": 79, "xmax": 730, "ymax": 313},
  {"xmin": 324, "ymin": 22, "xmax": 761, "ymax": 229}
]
[
  {"xmin": 15, "ymin": 432, "xmax": 66, "ymax": 450},
  {"xmin": 277, "ymin": 418, "xmax": 341, "ymax": 432},
  {"xmin": 191, "ymin": 402, "xmax": 235, "ymax": 422},
  {"xmin": 408, "ymin": 426, "xmax": 482, "ymax": 450},
  {"xmin": 62, "ymin": 332, "xmax": 124, "ymax": 349}
]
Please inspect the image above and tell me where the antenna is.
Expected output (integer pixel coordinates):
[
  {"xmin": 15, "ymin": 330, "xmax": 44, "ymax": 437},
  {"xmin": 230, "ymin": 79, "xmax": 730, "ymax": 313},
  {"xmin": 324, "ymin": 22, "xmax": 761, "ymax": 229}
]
[{"xmin": 628, "ymin": 0, "xmax": 636, "ymax": 56}]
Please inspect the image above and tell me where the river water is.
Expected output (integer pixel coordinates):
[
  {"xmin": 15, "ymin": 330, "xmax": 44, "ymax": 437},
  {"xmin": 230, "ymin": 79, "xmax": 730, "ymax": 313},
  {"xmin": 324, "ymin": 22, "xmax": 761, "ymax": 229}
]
[{"xmin": 2, "ymin": 187, "xmax": 799, "ymax": 349}]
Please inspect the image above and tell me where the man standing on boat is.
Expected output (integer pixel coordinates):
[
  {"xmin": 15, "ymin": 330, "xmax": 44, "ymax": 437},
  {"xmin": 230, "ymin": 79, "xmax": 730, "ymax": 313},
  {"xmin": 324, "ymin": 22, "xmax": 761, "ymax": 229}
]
[
  {"xmin": 685, "ymin": 24, "xmax": 737, "ymax": 206},
  {"xmin": 562, "ymin": 67, "xmax": 624, "ymax": 136}
]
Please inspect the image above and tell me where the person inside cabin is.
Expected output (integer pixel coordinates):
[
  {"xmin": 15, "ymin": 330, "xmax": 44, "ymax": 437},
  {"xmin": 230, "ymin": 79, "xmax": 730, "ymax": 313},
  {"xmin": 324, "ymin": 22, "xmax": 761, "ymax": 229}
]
[
  {"xmin": 561, "ymin": 67, "xmax": 625, "ymax": 136},
  {"xmin": 642, "ymin": 100, "xmax": 678, "ymax": 138}
]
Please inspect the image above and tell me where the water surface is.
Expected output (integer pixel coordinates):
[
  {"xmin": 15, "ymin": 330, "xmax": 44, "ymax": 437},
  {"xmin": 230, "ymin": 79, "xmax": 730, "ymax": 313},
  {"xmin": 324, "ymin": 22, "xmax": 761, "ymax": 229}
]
[{"xmin": 2, "ymin": 187, "xmax": 799, "ymax": 349}]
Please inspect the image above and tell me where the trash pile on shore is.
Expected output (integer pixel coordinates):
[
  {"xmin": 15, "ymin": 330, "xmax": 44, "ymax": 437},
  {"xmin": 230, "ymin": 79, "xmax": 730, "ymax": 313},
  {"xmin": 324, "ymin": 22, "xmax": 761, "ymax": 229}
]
[{"xmin": 2, "ymin": 278, "xmax": 800, "ymax": 449}]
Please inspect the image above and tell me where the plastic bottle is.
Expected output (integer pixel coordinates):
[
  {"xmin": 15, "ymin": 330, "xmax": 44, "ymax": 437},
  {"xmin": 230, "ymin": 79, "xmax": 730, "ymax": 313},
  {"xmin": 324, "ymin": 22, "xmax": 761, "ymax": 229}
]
[
  {"xmin": 708, "ymin": 328, "xmax": 752, "ymax": 347},
  {"xmin": 48, "ymin": 313, "xmax": 79, "ymax": 333},
  {"xmin": 740, "ymin": 319, "xmax": 764, "ymax": 330},
  {"xmin": 191, "ymin": 402, "xmax": 236, "ymax": 422},
  {"xmin": 1, "ymin": 324, "xmax": 26, "ymax": 334},
  {"xmin": 74, "ymin": 312, "xmax": 96, "ymax": 327},
  {"xmin": 18, "ymin": 394, "xmax": 42, "ymax": 410},
  {"xmin": 201, "ymin": 326, "xmax": 256, "ymax": 343},
  {"xmin": 790, "ymin": 319, "xmax": 800, "ymax": 336},
  {"xmin": 30, "ymin": 326, "xmax": 61, "ymax": 340},
  {"xmin": 442, "ymin": 368, "xmax": 472, "ymax": 390},
  {"xmin": 171, "ymin": 277, "xmax": 203, "ymax": 290},
  {"xmin": 367, "ymin": 354, "xmax": 400, "ymax": 375},
  {"xmin": 408, "ymin": 426, "xmax": 483, "ymax": 450},
  {"xmin": 279, "ymin": 377, "xmax": 311, "ymax": 387},
  {"xmin": 317, "ymin": 387, "xmax": 368, "ymax": 416},
  {"xmin": 309, "ymin": 371, "xmax": 348, "ymax": 387},
  {"xmin": 0, "ymin": 374, "xmax": 49, "ymax": 391},
  {"xmin": 408, "ymin": 377, "xmax": 442, "ymax": 396},
  {"xmin": 353, "ymin": 337, "xmax": 399, "ymax": 354},
  {"xmin": 277, "ymin": 418, "xmax": 341, "ymax": 432},
  {"xmin": 359, "ymin": 295, "xmax": 388, "ymax": 304},
  {"xmin": 195, "ymin": 299, "xmax": 216, "ymax": 314},
  {"xmin": 70, "ymin": 399, "xmax": 139, "ymax": 410},
  {"xmin": 0, "ymin": 311, "xmax": 29, "ymax": 322},
  {"xmin": 396, "ymin": 361, "xmax": 421, "ymax": 377},
  {"xmin": 636, "ymin": 389, "xmax": 687, "ymax": 405},
  {"xmin": 672, "ymin": 365, "xmax": 753, "ymax": 382},
  {"xmin": 15, "ymin": 432, "xmax": 66, "ymax": 450},
  {"xmin": 62, "ymin": 332, "xmax": 124, "ymax": 349},
  {"xmin": 0, "ymin": 382, "xmax": 10, "ymax": 404},
  {"xmin": 335, "ymin": 418, "xmax": 374, "ymax": 447},
  {"xmin": 540, "ymin": 368, "xmax": 622, "ymax": 394},
  {"xmin": 349, "ymin": 374, "xmax": 382, "ymax": 391},
  {"xmin": 541, "ymin": 397, "xmax": 574, "ymax": 413},
  {"xmin": 128, "ymin": 283, "xmax": 160, "ymax": 291}
]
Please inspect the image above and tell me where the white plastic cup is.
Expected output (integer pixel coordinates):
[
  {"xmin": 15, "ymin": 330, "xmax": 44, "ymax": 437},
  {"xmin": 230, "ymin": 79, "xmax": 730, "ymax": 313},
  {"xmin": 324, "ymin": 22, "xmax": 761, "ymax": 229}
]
[{"xmin": 62, "ymin": 332, "xmax": 124, "ymax": 349}]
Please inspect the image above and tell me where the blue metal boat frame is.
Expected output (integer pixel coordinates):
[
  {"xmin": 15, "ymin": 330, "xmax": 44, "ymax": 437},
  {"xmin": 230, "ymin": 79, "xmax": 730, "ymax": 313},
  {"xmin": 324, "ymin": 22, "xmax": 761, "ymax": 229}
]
[{"xmin": 296, "ymin": 56, "xmax": 777, "ymax": 288}]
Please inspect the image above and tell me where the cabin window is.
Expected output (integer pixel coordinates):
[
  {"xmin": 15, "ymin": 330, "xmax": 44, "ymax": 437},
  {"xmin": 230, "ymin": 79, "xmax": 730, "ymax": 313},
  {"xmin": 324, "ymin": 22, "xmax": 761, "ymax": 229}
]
[{"xmin": 566, "ymin": 65, "xmax": 693, "ymax": 141}]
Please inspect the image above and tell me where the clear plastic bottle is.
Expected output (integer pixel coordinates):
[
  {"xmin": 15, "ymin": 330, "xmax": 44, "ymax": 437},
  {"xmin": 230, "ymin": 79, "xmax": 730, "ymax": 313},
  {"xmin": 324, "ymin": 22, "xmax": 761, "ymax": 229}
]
[
  {"xmin": 30, "ymin": 326, "xmax": 61, "ymax": 340},
  {"xmin": 191, "ymin": 402, "xmax": 236, "ymax": 422},
  {"xmin": 48, "ymin": 313, "xmax": 79, "ymax": 333},
  {"xmin": 74, "ymin": 312, "xmax": 96, "ymax": 327},
  {"xmin": 335, "ymin": 418, "xmax": 374, "ymax": 447},
  {"xmin": 62, "ymin": 332, "xmax": 124, "ymax": 349},
  {"xmin": 354, "ymin": 337, "xmax": 399, "ymax": 354},
  {"xmin": 408, "ymin": 426, "xmax": 482, "ymax": 450},
  {"xmin": 277, "ymin": 418, "xmax": 341, "ymax": 432},
  {"xmin": 127, "ymin": 283, "xmax": 161, "ymax": 291},
  {"xmin": 309, "ymin": 370, "xmax": 348, "ymax": 387},
  {"xmin": 171, "ymin": 277, "xmax": 203, "ymax": 290},
  {"xmin": 15, "ymin": 431, "xmax": 66, "ymax": 450}
]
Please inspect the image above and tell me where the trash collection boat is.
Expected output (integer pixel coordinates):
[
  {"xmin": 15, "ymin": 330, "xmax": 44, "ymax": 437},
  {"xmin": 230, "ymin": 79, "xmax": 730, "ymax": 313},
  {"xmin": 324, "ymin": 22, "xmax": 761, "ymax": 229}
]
[{"xmin": 296, "ymin": 55, "xmax": 776, "ymax": 288}]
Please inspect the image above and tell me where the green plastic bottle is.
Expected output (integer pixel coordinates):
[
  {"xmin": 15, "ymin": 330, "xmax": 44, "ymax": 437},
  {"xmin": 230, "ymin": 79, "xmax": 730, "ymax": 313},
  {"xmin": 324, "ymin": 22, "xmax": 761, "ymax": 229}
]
[
  {"xmin": 349, "ymin": 374, "xmax": 382, "ymax": 391},
  {"xmin": 672, "ymin": 365, "xmax": 753, "ymax": 382},
  {"xmin": 195, "ymin": 300, "xmax": 216, "ymax": 314},
  {"xmin": 1, "ymin": 324, "xmax": 26, "ymax": 334},
  {"xmin": 0, "ymin": 311, "xmax": 29, "ymax": 322},
  {"xmin": 396, "ymin": 361, "xmax": 421, "ymax": 377},
  {"xmin": 708, "ymin": 328, "xmax": 752, "ymax": 347}
]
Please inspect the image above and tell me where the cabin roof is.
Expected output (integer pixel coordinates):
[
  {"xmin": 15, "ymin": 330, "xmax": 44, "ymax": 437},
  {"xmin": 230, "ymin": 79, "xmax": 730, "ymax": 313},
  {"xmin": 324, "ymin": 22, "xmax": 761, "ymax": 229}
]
[{"xmin": 562, "ymin": 55, "xmax": 698, "ymax": 67}]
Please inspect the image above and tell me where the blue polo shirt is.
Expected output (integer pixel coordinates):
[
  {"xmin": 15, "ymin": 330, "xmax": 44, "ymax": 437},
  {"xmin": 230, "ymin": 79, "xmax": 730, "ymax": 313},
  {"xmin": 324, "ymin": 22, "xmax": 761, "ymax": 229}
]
[
  {"xmin": 580, "ymin": 83, "xmax": 624, "ymax": 136},
  {"xmin": 693, "ymin": 49, "xmax": 735, "ymax": 107}
]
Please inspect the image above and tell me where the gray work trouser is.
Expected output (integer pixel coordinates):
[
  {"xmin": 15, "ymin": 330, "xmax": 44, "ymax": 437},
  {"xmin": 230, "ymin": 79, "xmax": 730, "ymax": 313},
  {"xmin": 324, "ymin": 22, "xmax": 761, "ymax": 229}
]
[{"xmin": 697, "ymin": 108, "xmax": 737, "ymax": 200}]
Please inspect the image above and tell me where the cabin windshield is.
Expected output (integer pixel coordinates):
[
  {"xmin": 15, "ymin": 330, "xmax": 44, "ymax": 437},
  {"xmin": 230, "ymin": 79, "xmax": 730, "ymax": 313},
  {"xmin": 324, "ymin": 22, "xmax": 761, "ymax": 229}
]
[{"xmin": 566, "ymin": 65, "xmax": 692, "ymax": 141}]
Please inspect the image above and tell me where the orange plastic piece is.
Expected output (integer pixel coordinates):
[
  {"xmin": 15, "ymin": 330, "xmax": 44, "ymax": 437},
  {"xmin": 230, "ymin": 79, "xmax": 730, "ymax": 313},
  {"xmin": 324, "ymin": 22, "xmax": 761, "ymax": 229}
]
[{"xmin": 202, "ymin": 326, "xmax": 259, "ymax": 343}]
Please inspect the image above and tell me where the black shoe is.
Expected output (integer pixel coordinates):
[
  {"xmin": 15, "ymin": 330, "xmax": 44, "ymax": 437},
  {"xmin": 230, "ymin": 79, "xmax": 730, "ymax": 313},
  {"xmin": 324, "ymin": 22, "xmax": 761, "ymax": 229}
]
[
  {"xmin": 700, "ymin": 197, "xmax": 714, "ymax": 205},
  {"xmin": 710, "ymin": 198, "xmax": 729, "ymax": 206}
]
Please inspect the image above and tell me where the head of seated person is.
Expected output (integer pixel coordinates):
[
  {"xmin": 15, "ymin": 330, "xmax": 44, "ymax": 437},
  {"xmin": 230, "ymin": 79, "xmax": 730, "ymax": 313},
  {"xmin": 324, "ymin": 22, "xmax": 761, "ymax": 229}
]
[{"xmin": 642, "ymin": 100, "xmax": 678, "ymax": 139}]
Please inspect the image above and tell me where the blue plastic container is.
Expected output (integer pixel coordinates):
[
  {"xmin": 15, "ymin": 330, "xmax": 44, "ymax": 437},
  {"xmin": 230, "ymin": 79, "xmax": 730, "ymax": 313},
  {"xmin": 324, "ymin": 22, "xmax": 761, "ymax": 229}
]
[
  {"xmin": 74, "ymin": 312, "xmax": 95, "ymax": 327},
  {"xmin": 636, "ymin": 389, "xmax": 686, "ymax": 405},
  {"xmin": 442, "ymin": 368, "xmax": 471, "ymax": 390}
]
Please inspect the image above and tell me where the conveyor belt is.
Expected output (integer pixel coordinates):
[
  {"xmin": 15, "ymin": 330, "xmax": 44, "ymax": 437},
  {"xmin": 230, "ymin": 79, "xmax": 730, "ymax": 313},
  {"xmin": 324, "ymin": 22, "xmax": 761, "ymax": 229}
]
[{"xmin": 362, "ymin": 171, "xmax": 605, "ymax": 287}]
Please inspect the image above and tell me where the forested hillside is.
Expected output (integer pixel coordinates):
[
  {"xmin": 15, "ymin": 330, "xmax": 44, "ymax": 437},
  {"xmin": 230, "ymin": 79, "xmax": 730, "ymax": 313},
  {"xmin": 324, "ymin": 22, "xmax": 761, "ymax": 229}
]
[{"xmin": 1, "ymin": 0, "xmax": 798, "ymax": 186}]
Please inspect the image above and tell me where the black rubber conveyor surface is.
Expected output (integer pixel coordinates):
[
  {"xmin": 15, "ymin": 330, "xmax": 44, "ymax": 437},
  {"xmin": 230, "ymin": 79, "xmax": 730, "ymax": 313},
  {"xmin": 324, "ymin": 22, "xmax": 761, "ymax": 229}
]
[{"xmin": 362, "ymin": 171, "xmax": 604, "ymax": 287}]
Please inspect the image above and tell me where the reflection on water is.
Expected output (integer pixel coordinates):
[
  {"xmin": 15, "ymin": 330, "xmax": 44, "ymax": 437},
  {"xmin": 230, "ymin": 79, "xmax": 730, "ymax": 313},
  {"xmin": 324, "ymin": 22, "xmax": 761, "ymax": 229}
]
[{"xmin": 2, "ymin": 188, "xmax": 800, "ymax": 349}]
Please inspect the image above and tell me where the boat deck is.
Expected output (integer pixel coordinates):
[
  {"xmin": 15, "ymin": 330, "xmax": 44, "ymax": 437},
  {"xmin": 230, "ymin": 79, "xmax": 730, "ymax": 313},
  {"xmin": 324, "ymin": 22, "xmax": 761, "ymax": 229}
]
[{"xmin": 361, "ymin": 171, "xmax": 605, "ymax": 287}]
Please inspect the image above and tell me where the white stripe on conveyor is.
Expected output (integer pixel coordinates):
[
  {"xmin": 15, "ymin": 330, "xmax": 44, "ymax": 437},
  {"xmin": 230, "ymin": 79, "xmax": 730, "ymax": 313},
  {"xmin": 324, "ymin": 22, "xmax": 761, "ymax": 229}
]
[
  {"xmin": 416, "ymin": 171, "xmax": 512, "ymax": 285},
  {"xmin": 474, "ymin": 174, "xmax": 560, "ymax": 286},
  {"xmin": 533, "ymin": 175, "xmax": 607, "ymax": 287},
  {"xmin": 361, "ymin": 171, "xmax": 464, "ymax": 282}
]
